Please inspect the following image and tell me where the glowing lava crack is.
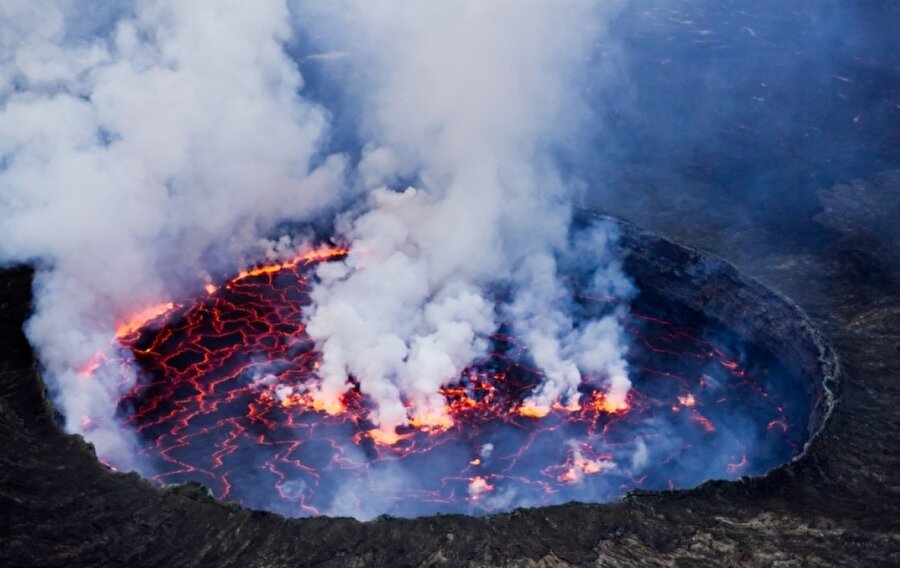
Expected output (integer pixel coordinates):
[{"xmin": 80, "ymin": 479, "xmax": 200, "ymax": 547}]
[{"xmin": 83, "ymin": 246, "xmax": 812, "ymax": 518}]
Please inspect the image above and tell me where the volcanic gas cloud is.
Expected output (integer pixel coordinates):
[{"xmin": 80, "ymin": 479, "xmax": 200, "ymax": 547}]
[{"xmin": 0, "ymin": 2, "xmax": 812, "ymax": 520}]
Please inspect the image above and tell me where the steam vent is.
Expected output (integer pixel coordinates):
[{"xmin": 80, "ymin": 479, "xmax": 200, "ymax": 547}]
[{"xmin": 1, "ymin": 2, "xmax": 897, "ymax": 567}]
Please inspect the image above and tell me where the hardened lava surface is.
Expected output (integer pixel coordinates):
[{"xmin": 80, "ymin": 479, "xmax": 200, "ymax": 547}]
[
  {"xmin": 1, "ymin": 215, "xmax": 897, "ymax": 566},
  {"xmin": 108, "ymin": 242, "xmax": 814, "ymax": 519}
]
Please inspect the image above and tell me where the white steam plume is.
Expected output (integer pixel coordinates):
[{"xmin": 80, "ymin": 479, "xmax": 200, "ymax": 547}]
[
  {"xmin": 296, "ymin": 1, "xmax": 634, "ymax": 436},
  {"xmin": 0, "ymin": 0, "xmax": 636, "ymax": 470},
  {"xmin": 0, "ymin": 0, "xmax": 345, "ymax": 465}
]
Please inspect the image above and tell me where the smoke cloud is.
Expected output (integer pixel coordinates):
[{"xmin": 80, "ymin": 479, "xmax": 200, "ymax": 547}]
[
  {"xmin": 296, "ymin": 1, "xmax": 633, "ymax": 436},
  {"xmin": 0, "ymin": 1, "xmax": 635, "ymax": 493},
  {"xmin": 0, "ymin": 0, "xmax": 347, "ymax": 464}
]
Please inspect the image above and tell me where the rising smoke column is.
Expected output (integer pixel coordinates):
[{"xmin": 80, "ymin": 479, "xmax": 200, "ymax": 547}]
[
  {"xmin": 0, "ymin": 0, "xmax": 635, "ymax": 472},
  {"xmin": 0, "ymin": 0, "xmax": 346, "ymax": 466},
  {"xmin": 296, "ymin": 1, "xmax": 634, "ymax": 439}
]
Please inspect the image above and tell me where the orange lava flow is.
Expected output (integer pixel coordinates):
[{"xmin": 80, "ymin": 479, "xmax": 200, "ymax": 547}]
[
  {"xmin": 115, "ymin": 302, "xmax": 176, "ymax": 339},
  {"xmin": 231, "ymin": 245, "xmax": 348, "ymax": 283}
]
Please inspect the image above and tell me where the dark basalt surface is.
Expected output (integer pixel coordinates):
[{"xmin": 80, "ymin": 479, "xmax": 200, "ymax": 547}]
[{"xmin": 2, "ymin": 191, "xmax": 898, "ymax": 566}]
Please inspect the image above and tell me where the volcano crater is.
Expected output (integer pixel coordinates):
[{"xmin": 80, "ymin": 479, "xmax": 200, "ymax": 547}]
[
  {"xmin": 102, "ymin": 218, "xmax": 835, "ymax": 519},
  {"xmin": 0, "ymin": 216, "xmax": 844, "ymax": 565}
]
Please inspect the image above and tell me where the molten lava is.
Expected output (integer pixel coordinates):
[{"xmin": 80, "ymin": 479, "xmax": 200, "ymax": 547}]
[{"xmin": 84, "ymin": 245, "xmax": 811, "ymax": 518}]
